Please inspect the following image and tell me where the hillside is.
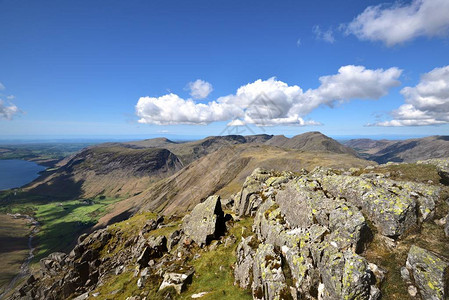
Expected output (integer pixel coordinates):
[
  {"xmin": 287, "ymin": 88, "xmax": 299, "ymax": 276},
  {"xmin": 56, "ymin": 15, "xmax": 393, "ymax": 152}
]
[
  {"xmin": 345, "ymin": 136, "xmax": 449, "ymax": 163},
  {"xmin": 25, "ymin": 145, "xmax": 183, "ymax": 199},
  {"xmin": 94, "ymin": 143, "xmax": 374, "ymax": 228},
  {"xmin": 11, "ymin": 159, "xmax": 449, "ymax": 300}
]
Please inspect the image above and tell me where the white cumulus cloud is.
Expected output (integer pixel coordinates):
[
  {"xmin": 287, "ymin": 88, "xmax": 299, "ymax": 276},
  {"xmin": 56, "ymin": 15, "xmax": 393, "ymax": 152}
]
[
  {"xmin": 0, "ymin": 100, "xmax": 20, "ymax": 120},
  {"xmin": 346, "ymin": 0, "xmax": 449, "ymax": 46},
  {"xmin": 187, "ymin": 79, "xmax": 213, "ymax": 99},
  {"xmin": 372, "ymin": 65, "xmax": 449, "ymax": 126},
  {"xmin": 136, "ymin": 66, "xmax": 402, "ymax": 126},
  {"xmin": 0, "ymin": 82, "xmax": 5, "ymax": 90}
]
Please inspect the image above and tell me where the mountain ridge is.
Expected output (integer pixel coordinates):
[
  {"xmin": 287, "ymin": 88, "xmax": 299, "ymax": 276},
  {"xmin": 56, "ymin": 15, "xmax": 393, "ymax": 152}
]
[{"xmin": 345, "ymin": 135, "xmax": 449, "ymax": 163}]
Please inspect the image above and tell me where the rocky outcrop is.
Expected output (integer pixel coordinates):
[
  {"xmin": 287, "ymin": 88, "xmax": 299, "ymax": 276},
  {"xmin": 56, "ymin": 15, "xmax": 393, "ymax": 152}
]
[
  {"xmin": 234, "ymin": 167, "xmax": 445, "ymax": 300},
  {"xmin": 136, "ymin": 235, "xmax": 167, "ymax": 268},
  {"xmin": 234, "ymin": 236, "xmax": 256, "ymax": 289},
  {"xmin": 247, "ymin": 174, "xmax": 375, "ymax": 299},
  {"xmin": 235, "ymin": 168, "xmax": 271, "ymax": 217},
  {"xmin": 234, "ymin": 168, "xmax": 295, "ymax": 217},
  {"xmin": 404, "ymin": 245, "xmax": 449, "ymax": 300},
  {"xmin": 182, "ymin": 195, "xmax": 226, "ymax": 247},
  {"xmin": 317, "ymin": 171, "xmax": 439, "ymax": 237},
  {"xmin": 251, "ymin": 244, "xmax": 289, "ymax": 300}
]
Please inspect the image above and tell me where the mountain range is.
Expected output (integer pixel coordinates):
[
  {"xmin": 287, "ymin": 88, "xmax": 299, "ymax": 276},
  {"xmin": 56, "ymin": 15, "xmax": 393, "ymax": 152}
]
[{"xmin": 2, "ymin": 131, "xmax": 449, "ymax": 300}]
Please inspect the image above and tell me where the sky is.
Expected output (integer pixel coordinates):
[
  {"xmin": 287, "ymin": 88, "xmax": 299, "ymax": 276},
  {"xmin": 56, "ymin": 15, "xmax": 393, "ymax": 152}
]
[{"xmin": 1, "ymin": 0, "xmax": 449, "ymax": 140}]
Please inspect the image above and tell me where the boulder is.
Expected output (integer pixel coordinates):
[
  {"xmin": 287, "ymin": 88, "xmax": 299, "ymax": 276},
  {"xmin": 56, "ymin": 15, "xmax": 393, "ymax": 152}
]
[
  {"xmin": 141, "ymin": 215, "xmax": 164, "ymax": 234},
  {"xmin": 405, "ymin": 245, "xmax": 449, "ymax": 300},
  {"xmin": 182, "ymin": 195, "xmax": 225, "ymax": 247},
  {"xmin": 159, "ymin": 269, "xmax": 194, "ymax": 294}
]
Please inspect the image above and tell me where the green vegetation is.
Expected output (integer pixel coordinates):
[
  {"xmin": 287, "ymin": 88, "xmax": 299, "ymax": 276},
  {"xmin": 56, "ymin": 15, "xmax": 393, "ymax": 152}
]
[
  {"xmin": 182, "ymin": 217, "xmax": 253, "ymax": 300},
  {"xmin": 89, "ymin": 213, "xmax": 254, "ymax": 300},
  {"xmin": 0, "ymin": 192, "xmax": 123, "ymax": 262},
  {"xmin": 33, "ymin": 196, "xmax": 123, "ymax": 260}
]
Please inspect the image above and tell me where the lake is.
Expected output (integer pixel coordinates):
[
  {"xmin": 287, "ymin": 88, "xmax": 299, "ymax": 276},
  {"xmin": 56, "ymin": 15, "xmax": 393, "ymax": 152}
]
[{"xmin": 0, "ymin": 160, "xmax": 46, "ymax": 191}]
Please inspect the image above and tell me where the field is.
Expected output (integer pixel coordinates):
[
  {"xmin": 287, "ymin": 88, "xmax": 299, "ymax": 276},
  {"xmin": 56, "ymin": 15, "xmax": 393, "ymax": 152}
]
[
  {"xmin": 0, "ymin": 214, "xmax": 30, "ymax": 295},
  {"xmin": 32, "ymin": 196, "xmax": 123, "ymax": 260},
  {"xmin": 0, "ymin": 193, "xmax": 124, "ymax": 280}
]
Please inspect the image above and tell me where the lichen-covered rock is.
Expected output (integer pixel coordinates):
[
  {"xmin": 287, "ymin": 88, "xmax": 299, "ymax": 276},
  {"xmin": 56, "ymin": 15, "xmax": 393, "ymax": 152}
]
[
  {"xmin": 235, "ymin": 168, "xmax": 270, "ymax": 217},
  {"xmin": 318, "ymin": 249, "xmax": 372, "ymax": 300},
  {"xmin": 319, "ymin": 175, "xmax": 418, "ymax": 237},
  {"xmin": 274, "ymin": 177, "xmax": 369, "ymax": 253},
  {"xmin": 182, "ymin": 195, "xmax": 225, "ymax": 247},
  {"xmin": 251, "ymin": 243, "xmax": 290, "ymax": 300},
  {"xmin": 234, "ymin": 236, "xmax": 256, "ymax": 289},
  {"xmin": 235, "ymin": 169, "xmax": 381, "ymax": 300},
  {"xmin": 406, "ymin": 245, "xmax": 449, "ymax": 300}
]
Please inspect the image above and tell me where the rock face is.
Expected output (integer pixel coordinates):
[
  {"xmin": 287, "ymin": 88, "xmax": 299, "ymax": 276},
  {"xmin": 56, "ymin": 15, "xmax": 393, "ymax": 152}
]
[
  {"xmin": 234, "ymin": 168, "xmax": 295, "ymax": 217},
  {"xmin": 235, "ymin": 168, "xmax": 271, "ymax": 217},
  {"xmin": 405, "ymin": 245, "xmax": 449, "ymax": 300},
  {"xmin": 136, "ymin": 236, "xmax": 167, "ymax": 268},
  {"xmin": 234, "ymin": 167, "xmax": 445, "ymax": 300},
  {"xmin": 182, "ymin": 195, "xmax": 226, "ymax": 247},
  {"xmin": 234, "ymin": 236, "xmax": 256, "ymax": 289},
  {"xmin": 316, "ymin": 171, "xmax": 439, "ymax": 237},
  {"xmin": 251, "ymin": 244, "xmax": 289, "ymax": 300}
]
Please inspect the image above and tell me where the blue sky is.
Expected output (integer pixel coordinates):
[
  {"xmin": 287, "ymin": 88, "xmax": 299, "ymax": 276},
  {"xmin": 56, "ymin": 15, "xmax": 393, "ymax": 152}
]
[{"xmin": 1, "ymin": 0, "xmax": 449, "ymax": 140}]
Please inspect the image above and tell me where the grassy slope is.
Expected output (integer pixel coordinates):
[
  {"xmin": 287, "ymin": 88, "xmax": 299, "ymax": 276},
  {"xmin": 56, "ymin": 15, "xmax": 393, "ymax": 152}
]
[
  {"xmin": 182, "ymin": 216, "xmax": 253, "ymax": 300},
  {"xmin": 89, "ymin": 213, "xmax": 254, "ymax": 300},
  {"xmin": 33, "ymin": 196, "xmax": 123, "ymax": 260},
  {"xmin": 0, "ymin": 215, "xmax": 30, "ymax": 294},
  {"xmin": 0, "ymin": 193, "xmax": 123, "ymax": 262}
]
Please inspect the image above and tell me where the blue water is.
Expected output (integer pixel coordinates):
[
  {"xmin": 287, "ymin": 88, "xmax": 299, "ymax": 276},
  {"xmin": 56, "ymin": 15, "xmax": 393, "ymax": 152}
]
[{"xmin": 0, "ymin": 160, "xmax": 46, "ymax": 191}]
